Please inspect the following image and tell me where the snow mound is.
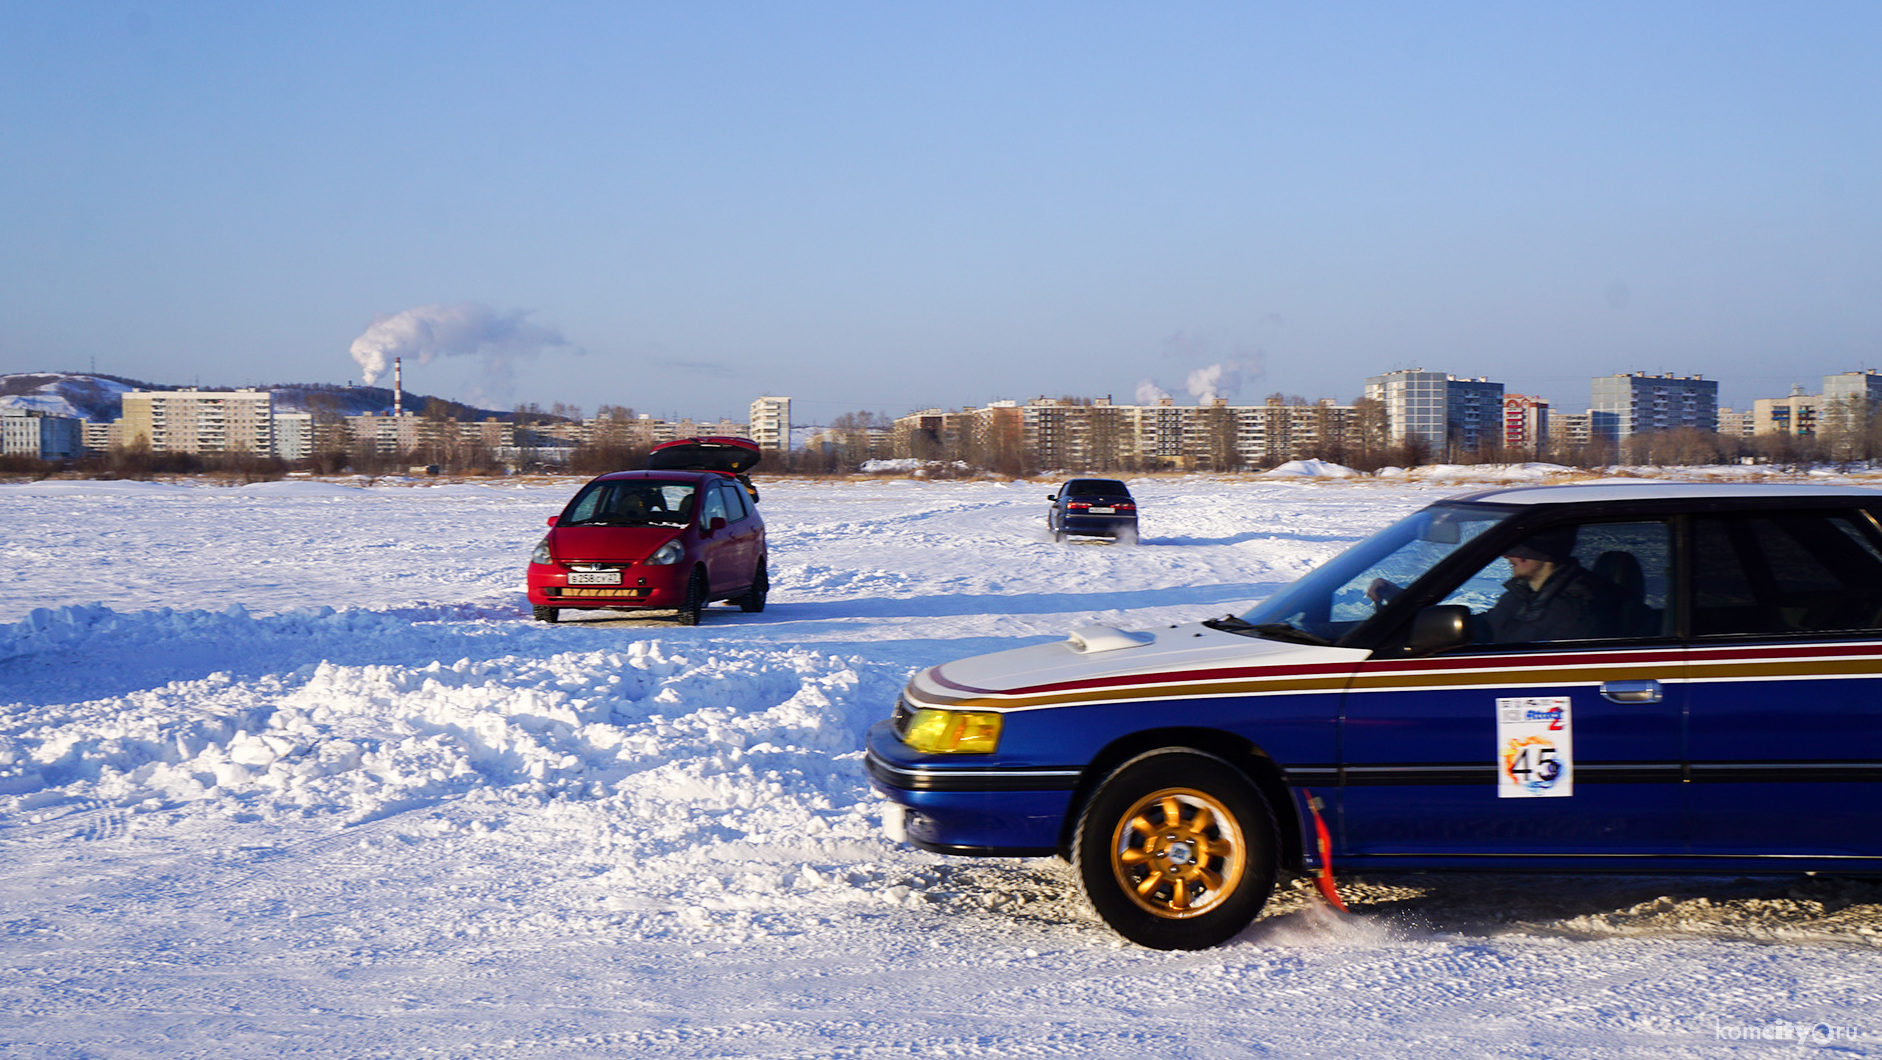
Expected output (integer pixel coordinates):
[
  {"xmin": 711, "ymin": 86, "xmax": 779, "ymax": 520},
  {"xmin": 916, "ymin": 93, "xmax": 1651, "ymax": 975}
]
[
  {"xmin": 1404, "ymin": 463, "xmax": 1576, "ymax": 482},
  {"xmin": 1259, "ymin": 459, "xmax": 1358, "ymax": 479},
  {"xmin": 0, "ymin": 605, "xmax": 906, "ymax": 909},
  {"xmin": 235, "ymin": 480, "xmax": 369, "ymax": 496}
]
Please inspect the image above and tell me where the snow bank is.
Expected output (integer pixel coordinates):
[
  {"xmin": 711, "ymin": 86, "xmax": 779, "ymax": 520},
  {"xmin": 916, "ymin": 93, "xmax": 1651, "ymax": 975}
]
[
  {"xmin": 0, "ymin": 602, "xmax": 906, "ymax": 913},
  {"xmin": 1419, "ymin": 462, "xmax": 1555, "ymax": 481},
  {"xmin": 1258, "ymin": 459, "xmax": 1359, "ymax": 479}
]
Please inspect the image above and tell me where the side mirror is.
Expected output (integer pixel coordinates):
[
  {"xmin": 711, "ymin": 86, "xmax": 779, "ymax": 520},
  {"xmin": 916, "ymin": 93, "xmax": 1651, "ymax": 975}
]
[
  {"xmin": 1047, "ymin": 494, "xmax": 1058, "ymax": 501},
  {"xmin": 709, "ymin": 516, "xmax": 727, "ymax": 532},
  {"xmin": 1406, "ymin": 605, "xmax": 1472, "ymax": 657},
  {"xmin": 545, "ymin": 516, "xmax": 559, "ymax": 527}
]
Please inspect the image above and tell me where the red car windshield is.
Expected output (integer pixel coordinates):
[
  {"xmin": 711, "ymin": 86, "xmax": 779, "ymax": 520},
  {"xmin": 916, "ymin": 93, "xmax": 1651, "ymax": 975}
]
[{"xmin": 562, "ymin": 481, "xmax": 697, "ymax": 527}]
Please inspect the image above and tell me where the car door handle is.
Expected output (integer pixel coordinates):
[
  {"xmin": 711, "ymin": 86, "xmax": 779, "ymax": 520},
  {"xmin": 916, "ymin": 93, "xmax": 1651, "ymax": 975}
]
[{"xmin": 1600, "ymin": 679, "xmax": 1664, "ymax": 704}]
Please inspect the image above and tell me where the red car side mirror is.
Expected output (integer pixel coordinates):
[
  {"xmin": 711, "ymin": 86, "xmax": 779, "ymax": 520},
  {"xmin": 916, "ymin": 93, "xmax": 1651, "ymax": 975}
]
[
  {"xmin": 545, "ymin": 516, "xmax": 559, "ymax": 527},
  {"xmin": 709, "ymin": 516, "xmax": 728, "ymax": 532}
]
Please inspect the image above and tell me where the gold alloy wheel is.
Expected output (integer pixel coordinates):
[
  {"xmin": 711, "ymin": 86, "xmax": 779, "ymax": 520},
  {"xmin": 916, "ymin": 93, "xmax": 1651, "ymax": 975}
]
[{"xmin": 1109, "ymin": 787, "xmax": 1246, "ymax": 919}]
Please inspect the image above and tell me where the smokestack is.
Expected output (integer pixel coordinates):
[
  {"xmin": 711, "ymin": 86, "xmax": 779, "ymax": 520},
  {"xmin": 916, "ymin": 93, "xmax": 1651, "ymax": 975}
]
[{"xmin": 394, "ymin": 357, "xmax": 403, "ymax": 417}]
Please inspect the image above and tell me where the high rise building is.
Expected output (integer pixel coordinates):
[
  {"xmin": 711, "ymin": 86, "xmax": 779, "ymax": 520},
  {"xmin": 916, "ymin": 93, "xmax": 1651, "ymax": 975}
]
[
  {"xmin": 1, "ymin": 407, "xmax": 83, "ymax": 459},
  {"xmin": 749, "ymin": 396, "xmax": 791, "ymax": 452},
  {"xmin": 116, "ymin": 389, "xmax": 273, "ymax": 454},
  {"xmin": 1364, "ymin": 369, "xmax": 1505, "ymax": 453},
  {"xmin": 1820, "ymin": 371, "xmax": 1882, "ymax": 435},
  {"xmin": 1589, "ymin": 373, "xmax": 1718, "ymax": 440},
  {"xmin": 1502, "ymin": 394, "xmax": 1550, "ymax": 453},
  {"xmin": 273, "ymin": 412, "xmax": 314, "ymax": 461}
]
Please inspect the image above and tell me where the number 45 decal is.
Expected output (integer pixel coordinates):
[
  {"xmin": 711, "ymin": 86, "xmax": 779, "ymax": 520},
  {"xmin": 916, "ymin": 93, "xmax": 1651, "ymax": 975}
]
[{"xmin": 1496, "ymin": 697, "xmax": 1574, "ymax": 798}]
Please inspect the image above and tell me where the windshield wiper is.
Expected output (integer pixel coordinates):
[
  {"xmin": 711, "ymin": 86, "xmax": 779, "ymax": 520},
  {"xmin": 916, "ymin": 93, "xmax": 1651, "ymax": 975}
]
[
  {"xmin": 1247, "ymin": 622, "xmax": 1332, "ymax": 646},
  {"xmin": 1202, "ymin": 614, "xmax": 1332, "ymax": 645}
]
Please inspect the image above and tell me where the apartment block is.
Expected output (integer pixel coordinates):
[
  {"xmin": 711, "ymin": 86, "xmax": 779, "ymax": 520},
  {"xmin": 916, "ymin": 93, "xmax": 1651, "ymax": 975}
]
[
  {"xmin": 1502, "ymin": 394, "xmax": 1550, "ymax": 453},
  {"xmin": 1753, "ymin": 387, "xmax": 1818, "ymax": 437},
  {"xmin": 1590, "ymin": 372, "xmax": 1719, "ymax": 440},
  {"xmin": 1, "ymin": 407, "xmax": 84, "ymax": 459},
  {"xmin": 1820, "ymin": 371, "xmax": 1882, "ymax": 434},
  {"xmin": 82, "ymin": 420, "xmax": 117, "ymax": 453},
  {"xmin": 344, "ymin": 412, "xmax": 432, "ymax": 454},
  {"xmin": 749, "ymin": 396, "xmax": 791, "ymax": 452},
  {"xmin": 1554, "ymin": 411, "xmax": 1593, "ymax": 447},
  {"xmin": 117, "ymin": 389, "xmax": 274, "ymax": 454},
  {"xmin": 894, "ymin": 395, "xmax": 1357, "ymax": 470},
  {"xmin": 1716, "ymin": 407, "xmax": 1755, "ymax": 438},
  {"xmin": 273, "ymin": 412, "xmax": 314, "ymax": 462},
  {"xmin": 1364, "ymin": 369, "xmax": 1505, "ymax": 453}
]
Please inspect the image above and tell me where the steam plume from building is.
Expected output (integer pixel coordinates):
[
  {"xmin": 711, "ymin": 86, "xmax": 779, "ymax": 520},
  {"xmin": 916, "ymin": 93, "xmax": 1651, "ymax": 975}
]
[{"xmin": 347, "ymin": 303, "xmax": 572, "ymax": 402}]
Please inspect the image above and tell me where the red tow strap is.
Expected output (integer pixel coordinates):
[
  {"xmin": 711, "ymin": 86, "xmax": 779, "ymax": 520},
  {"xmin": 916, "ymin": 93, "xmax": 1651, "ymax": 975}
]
[{"xmin": 1301, "ymin": 789, "xmax": 1348, "ymax": 912}]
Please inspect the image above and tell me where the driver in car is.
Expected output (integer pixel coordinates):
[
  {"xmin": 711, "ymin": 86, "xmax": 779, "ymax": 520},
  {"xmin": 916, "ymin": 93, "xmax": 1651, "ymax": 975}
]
[
  {"xmin": 1370, "ymin": 527, "xmax": 1608, "ymax": 644},
  {"xmin": 1476, "ymin": 528, "xmax": 1606, "ymax": 643}
]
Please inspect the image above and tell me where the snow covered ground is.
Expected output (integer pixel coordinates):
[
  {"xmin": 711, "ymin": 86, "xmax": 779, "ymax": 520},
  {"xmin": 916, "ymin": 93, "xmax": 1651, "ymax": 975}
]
[{"xmin": 3, "ymin": 472, "xmax": 1880, "ymax": 1058}]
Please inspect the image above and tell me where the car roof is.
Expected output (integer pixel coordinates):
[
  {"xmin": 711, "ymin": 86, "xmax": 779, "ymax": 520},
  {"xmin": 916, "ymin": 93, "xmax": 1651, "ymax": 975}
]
[
  {"xmin": 1445, "ymin": 481, "xmax": 1882, "ymax": 506},
  {"xmin": 589, "ymin": 470, "xmax": 714, "ymax": 484}
]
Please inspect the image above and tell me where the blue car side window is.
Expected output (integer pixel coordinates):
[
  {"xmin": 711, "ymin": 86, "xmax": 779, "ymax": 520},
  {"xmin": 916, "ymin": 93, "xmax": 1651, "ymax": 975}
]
[
  {"xmin": 1435, "ymin": 519, "xmax": 1673, "ymax": 645},
  {"xmin": 1692, "ymin": 511, "xmax": 1882, "ymax": 636}
]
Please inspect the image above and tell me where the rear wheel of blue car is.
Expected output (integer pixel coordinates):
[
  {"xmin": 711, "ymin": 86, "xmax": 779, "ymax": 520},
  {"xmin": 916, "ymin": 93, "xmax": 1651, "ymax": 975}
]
[{"xmin": 1073, "ymin": 749, "xmax": 1278, "ymax": 949}]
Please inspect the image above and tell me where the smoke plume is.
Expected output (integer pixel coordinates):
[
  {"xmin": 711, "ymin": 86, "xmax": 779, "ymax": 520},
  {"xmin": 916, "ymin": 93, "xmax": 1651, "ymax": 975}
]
[
  {"xmin": 348, "ymin": 303, "xmax": 572, "ymax": 400},
  {"xmin": 1139, "ymin": 331, "xmax": 1269, "ymax": 405},
  {"xmin": 1186, "ymin": 362, "xmax": 1250, "ymax": 403},
  {"xmin": 1134, "ymin": 379, "xmax": 1172, "ymax": 405}
]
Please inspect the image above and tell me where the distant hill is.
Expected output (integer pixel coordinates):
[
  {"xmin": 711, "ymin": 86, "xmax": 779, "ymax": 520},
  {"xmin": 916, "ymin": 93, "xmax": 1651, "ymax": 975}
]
[{"xmin": 0, "ymin": 373, "xmax": 513, "ymax": 423}]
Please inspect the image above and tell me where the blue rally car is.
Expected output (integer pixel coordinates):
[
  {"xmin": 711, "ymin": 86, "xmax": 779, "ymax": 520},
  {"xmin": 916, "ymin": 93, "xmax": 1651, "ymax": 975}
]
[{"xmin": 866, "ymin": 483, "xmax": 1882, "ymax": 949}]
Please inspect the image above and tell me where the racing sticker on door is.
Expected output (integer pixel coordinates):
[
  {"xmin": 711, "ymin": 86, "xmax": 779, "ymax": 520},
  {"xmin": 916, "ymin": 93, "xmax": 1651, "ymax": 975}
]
[{"xmin": 1496, "ymin": 696, "xmax": 1573, "ymax": 798}]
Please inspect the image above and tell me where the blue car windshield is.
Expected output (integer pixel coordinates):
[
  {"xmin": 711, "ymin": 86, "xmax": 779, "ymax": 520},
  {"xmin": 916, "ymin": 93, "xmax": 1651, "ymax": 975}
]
[{"xmin": 1236, "ymin": 503, "xmax": 1511, "ymax": 643}]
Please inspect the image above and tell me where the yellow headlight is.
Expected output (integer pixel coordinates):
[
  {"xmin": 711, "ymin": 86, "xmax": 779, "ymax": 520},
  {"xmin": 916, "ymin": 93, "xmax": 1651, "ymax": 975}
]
[{"xmin": 901, "ymin": 708, "xmax": 1003, "ymax": 754}]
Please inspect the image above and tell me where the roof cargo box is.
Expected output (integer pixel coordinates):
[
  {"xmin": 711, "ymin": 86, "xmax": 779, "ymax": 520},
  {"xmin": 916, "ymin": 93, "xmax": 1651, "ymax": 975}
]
[{"xmin": 647, "ymin": 436, "xmax": 763, "ymax": 475}]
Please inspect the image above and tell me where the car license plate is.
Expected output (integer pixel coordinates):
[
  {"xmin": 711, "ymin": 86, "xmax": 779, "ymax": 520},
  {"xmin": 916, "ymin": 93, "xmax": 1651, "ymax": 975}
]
[
  {"xmin": 1089, "ymin": 506, "xmax": 1115, "ymax": 514},
  {"xmin": 568, "ymin": 571, "xmax": 623, "ymax": 586}
]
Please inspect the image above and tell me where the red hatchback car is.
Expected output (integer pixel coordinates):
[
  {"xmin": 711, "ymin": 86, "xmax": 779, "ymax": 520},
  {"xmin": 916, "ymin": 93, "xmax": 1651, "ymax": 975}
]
[{"xmin": 526, "ymin": 466, "xmax": 767, "ymax": 625}]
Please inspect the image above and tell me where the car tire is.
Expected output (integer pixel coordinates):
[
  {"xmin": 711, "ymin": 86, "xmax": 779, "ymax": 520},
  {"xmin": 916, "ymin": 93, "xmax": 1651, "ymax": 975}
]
[
  {"xmin": 738, "ymin": 558, "xmax": 768, "ymax": 613},
  {"xmin": 1072, "ymin": 749, "xmax": 1278, "ymax": 950},
  {"xmin": 675, "ymin": 569, "xmax": 707, "ymax": 626},
  {"xmin": 532, "ymin": 605, "xmax": 559, "ymax": 623}
]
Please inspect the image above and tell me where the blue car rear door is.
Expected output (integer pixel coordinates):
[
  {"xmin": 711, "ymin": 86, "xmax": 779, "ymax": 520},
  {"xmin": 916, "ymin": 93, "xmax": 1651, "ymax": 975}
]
[{"xmin": 1681, "ymin": 508, "xmax": 1882, "ymax": 863}]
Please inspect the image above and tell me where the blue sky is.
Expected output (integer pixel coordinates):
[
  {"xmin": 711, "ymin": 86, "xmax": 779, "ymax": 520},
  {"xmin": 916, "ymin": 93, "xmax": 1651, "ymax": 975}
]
[{"xmin": 3, "ymin": 2, "xmax": 1878, "ymax": 422}]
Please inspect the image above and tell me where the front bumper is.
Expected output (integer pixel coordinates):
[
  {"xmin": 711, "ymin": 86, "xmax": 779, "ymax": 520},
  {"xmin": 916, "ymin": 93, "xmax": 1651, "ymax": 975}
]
[
  {"xmin": 527, "ymin": 561, "xmax": 690, "ymax": 608},
  {"xmin": 864, "ymin": 720, "xmax": 1077, "ymax": 856}
]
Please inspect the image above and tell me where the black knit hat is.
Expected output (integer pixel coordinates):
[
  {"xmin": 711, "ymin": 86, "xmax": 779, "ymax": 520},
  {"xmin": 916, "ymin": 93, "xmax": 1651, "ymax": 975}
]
[{"xmin": 1504, "ymin": 527, "xmax": 1577, "ymax": 564}]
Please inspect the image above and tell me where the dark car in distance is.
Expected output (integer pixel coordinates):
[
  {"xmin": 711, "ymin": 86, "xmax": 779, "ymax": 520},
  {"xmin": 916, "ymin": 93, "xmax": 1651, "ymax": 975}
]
[
  {"xmin": 868, "ymin": 483, "xmax": 1882, "ymax": 949},
  {"xmin": 1048, "ymin": 479, "xmax": 1138, "ymax": 543}
]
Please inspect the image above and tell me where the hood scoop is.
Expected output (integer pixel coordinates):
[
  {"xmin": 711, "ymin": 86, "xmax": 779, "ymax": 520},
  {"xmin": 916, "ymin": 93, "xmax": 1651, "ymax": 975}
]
[{"xmin": 1066, "ymin": 624, "xmax": 1155, "ymax": 654}]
